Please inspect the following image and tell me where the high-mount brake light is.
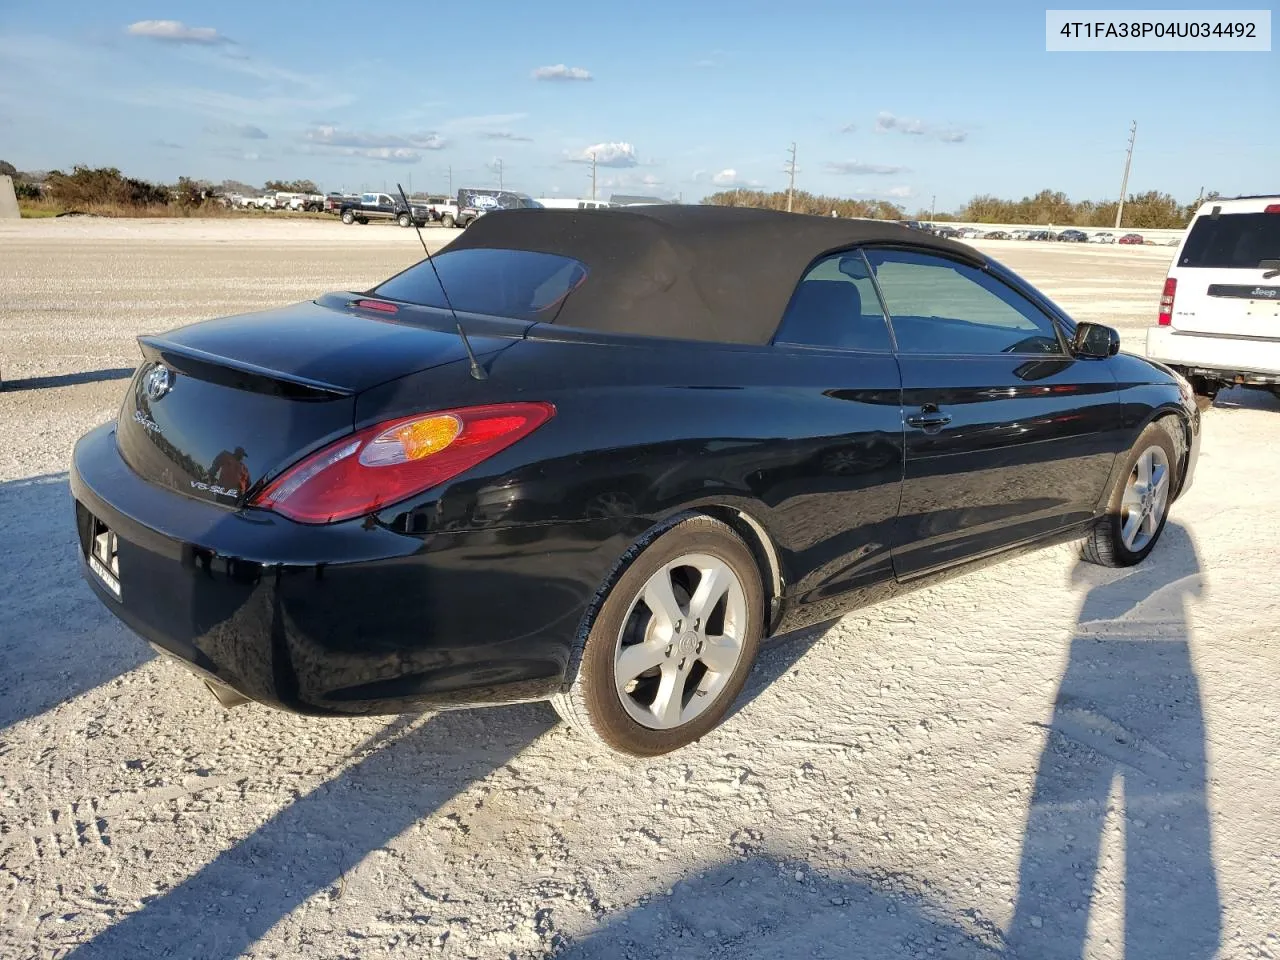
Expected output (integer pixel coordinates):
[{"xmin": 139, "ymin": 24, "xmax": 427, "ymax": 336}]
[
  {"xmin": 351, "ymin": 298, "xmax": 400, "ymax": 314},
  {"xmin": 1158, "ymin": 277, "xmax": 1177, "ymax": 326},
  {"xmin": 251, "ymin": 402, "xmax": 555, "ymax": 524}
]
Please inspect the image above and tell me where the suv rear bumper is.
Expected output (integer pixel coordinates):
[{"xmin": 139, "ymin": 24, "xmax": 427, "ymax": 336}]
[{"xmin": 1146, "ymin": 327, "xmax": 1280, "ymax": 383}]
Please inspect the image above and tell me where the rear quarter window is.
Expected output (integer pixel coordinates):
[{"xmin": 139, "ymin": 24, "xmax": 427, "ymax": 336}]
[
  {"xmin": 1179, "ymin": 212, "xmax": 1280, "ymax": 268},
  {"xmin": 372, "ymin": 248, "xmax": 588, "ymax": 322}
]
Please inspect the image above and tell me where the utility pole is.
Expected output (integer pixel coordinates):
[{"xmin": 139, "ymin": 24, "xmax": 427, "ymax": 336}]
[
  {"xmin": 496, "ymin": 158, "xmax": 503, "ymax": 190},
  {"xmin": 785, "ymin": 142, "xmax": 797, "ymax": 212},
  {"xmin": 590, "ymin": 151, "xmax": 597, "ymax": 202},
  {"xmin": 447, "ymin": 165, "xmax": 453, "ymax": 196},
  {"xmin": 1115, "ymin": 120, "xmax": 1137, "ymax": 229},
  {"xmin": 930, "ymin": 194, "xmax": 936, "ymax": 223}
]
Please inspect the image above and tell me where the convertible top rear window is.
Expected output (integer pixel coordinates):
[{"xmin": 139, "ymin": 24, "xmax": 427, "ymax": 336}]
[{"xmin": 372, "ymin": 248, "xmax": 587, "ymax": 322}]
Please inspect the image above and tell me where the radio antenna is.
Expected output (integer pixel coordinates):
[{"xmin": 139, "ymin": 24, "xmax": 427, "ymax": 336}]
[{"xmin": 396, "ymin": 182, "xmax": 486, "ymax": 381}]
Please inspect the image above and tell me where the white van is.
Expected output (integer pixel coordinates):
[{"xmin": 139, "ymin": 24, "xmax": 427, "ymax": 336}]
[
  {"xmin": 1146, "ymin": 195, "xmax": 1280, "ymax": 399},
  {"xmin": 533, "ymin": 198, "xmax": 617, "ymax": 210}
]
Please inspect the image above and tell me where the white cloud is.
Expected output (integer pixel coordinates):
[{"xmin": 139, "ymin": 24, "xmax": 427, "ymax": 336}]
[
  {"xmin": 710, "ymin": 169, "xmax": 763, "ymax": 188},
  {"xmin": 533, "ymin": 64, "xmax": 592, "ymax": 81},
  {"xmin": 126, "ymin": 20, "xmax": 229, "ymax": 45},
  {"xmin": 152, "ymin": 139, "xmax": 183, "ymax": 150},
  {"xmin": 303, "ymin": 126, "xmax": 445, "ymax": 150},
  {"xmin": 885, "ymin": 185, "xmax": 912, "ymax": 198},
  {"xmin": 567, "ymin": 142, "xmax": 638, "ymax": 168},
  {"xmin": 824, "ymin": 160, "xmax": 906, "ymax": 175},
  {"xmin": 640, "ymin": 173, "xmax": 663, "ymax": 187},
  {"xmin": 480, "ymin": 131, "xmax": 533, "ymax": 142},
  {"xmin": 875, "ymin": 111, "xmax": 968, "ymax": 143},
  {"xmin": 840, "ymin": 122, "xmax": 857, "ymax": 134}
]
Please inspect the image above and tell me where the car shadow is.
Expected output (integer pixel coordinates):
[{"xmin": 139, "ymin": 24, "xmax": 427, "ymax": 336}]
[
  {"xmin": 1207, "ymin": 384, "xmax": 1280, "ymax": 412},
  {"xmin": 59, "ymin": 703, "xmax": 558, "ymax": 960},
  {"xmin": 554, "ymin": 856, "xmax": 1004, "ymax": 958},
  {"xmin": 0, "ymin": 367, "xmax": 135, "ymax": 392},
  {"xmin": 1008, "ymin": 520, "xmax": 1220, "ymax": 958},
  {"xmin": 0, "ymin": 473, "xmax": 152, "ymax": 731}
]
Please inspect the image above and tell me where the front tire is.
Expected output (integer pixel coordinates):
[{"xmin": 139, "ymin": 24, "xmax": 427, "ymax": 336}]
[
  {"xmin": 551, "ymin": 515, "xmax": 764, "ymax": 756},
  {"xmin": 1082, "ymin": 421, "xmax": 1178, "ymax": 567},
  {"xmin": 397, "ymin": 213, "xmax": 412, "ymax": 228},
  {"xmin": 341, "ymin": 210, "xmax": 355, "ymax": 225}
]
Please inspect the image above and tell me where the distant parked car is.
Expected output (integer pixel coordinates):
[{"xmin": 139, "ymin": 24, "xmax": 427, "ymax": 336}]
[
  {"xmin": 952, "ymin": 227, "xmax": 982, "ymax": 239},
  {"xmin": 898, "ymin": 220, "xmax": 927, "ymax": 231},
  {"xmin": 1009, "ymin": 229, "xmax": 1034, "ymax": 241},
  {"xmin": 1058, "ymin": 229, "xmax": 1089, "ymax": 243},
  {"xmin": 1027, "ymin": 230, "xmax": 1056, "ymax": 242},
  {"xmin": 982, "ymin": 230, "xmax": 1010, "ymax": 240},
  {"xmin": 932, "ymin": 226, "xmax": 960, "ymax": 239},
  {"xmin": 1089, "ymin": 232, "xmax": 1117, "ymax": 244},
  {"xmin": 1119, "ymin": 233, "xmax": 1145, "ymax": 245},
  {"xmin": 339, "ymin": 192, "xmax": 431, "ymax": 227}
]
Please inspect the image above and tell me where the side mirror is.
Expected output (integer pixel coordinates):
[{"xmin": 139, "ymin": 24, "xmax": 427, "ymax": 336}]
[{"xmin": 1072, "ymin": 322, "xmax": 1120, "ymax": 359}]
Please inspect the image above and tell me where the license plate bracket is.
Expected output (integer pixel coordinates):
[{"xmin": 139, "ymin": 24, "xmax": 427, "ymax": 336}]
[{"xmin": 87, "ymin": 517, "xmax": 122, "ymax": 600}]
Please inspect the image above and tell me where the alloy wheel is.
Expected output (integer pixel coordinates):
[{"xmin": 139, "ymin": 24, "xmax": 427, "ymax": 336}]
[
  {"xmin": 613, "ymin": 554, "xmax": 748, "ymax": 730},
  {"xmin": 1120, "ymin": 444, "xmax": 1171, "ymax": 552}
]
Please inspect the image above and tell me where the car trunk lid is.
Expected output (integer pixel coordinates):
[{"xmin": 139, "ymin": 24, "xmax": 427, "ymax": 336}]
[{"xmin": 115, "ymin": 294, "xmax": 523, "ymax": 508}]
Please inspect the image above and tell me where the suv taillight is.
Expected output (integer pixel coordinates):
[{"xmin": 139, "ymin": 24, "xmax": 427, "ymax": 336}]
[
  {"xmin": 1265, "ymin": 204, "xmax": 1280, "ymax": 214},
  {"xmin": 1158, "ymin": 277, "xmax": 1177, "ymax": 326}
]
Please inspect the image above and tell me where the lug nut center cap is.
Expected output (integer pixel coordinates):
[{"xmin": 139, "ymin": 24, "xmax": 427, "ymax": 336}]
[{"xmin": 678, "ymin": 632, "xmax": 699, "ymax": 656}]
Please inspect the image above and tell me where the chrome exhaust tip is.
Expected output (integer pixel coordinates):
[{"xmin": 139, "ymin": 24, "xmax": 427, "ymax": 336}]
[{"xmin": 204, "ymin": 679, "xmax": 250, "ymax": 709}]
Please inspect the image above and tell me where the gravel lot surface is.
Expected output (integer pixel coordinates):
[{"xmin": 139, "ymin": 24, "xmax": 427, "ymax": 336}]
[{"xmin": 1, "ymin": 218, "xmax": 1276, "ymax": 960}]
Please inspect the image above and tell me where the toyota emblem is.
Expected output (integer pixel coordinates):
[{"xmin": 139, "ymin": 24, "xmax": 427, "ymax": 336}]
[{"xmin": 144, "ymin": 364, "xmax": 173, "ymax": 401}]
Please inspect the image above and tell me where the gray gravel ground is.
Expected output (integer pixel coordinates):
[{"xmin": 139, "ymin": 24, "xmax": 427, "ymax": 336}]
[{"xmin": 1, "ymin": 218, "xmax": 1277, "ymax": 960}]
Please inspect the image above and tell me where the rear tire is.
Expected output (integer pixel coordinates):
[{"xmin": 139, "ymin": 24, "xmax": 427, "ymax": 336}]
[
  {"xmin": 551, "ymin": 515, "xmax": 764, "ymax": 757},
  {"xmin": 341, "ymin": 210, "xmax": 355, "ymax": 225},
  {"xmin": 440, "ymin": 213, "xmax": 455, "ymax": 228},
  {"xmin": 1082, "ymin": 421, "xmax": 1178, "ymax": 567}
]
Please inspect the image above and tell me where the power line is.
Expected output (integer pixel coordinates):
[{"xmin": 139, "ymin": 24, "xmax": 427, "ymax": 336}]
[
  {"xmin": 785, "ymin": 142, "xmax": 797, "ymax": 212},
  {"xmin": 1115, "ymin": 121, "xmax": 1137, "ymax": 229}
]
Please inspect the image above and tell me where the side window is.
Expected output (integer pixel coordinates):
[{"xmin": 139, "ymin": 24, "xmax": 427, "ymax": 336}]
[
  {"xmin": 864, "ymin": 249, "xmax": 1063, "ymax": 355},
  {"xmin": 774, "ymin": 251, "xmax": 893, "ymax": 352}
]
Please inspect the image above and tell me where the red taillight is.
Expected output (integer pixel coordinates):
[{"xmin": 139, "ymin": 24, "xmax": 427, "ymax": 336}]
[
  {"xmin": 251, "ymin": 402, "xmax": 555, "ymax": 524},
  {"xmin": 1265, "ymin": 204, "xmax": 1280, "ymax": 214},
  {"xmin": 1158, "ymin": 277, "xmax": 1176, "ymax": 326}
]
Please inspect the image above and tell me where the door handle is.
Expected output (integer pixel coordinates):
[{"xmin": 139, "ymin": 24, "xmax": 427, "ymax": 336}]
[{"xmin": 905, "ymin": 407, "xmax": 952, "ymax": 430}]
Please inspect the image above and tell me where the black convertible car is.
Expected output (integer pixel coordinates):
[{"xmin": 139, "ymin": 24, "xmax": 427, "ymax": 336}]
[{"xmin": 71, "ymin": 206, "xmax": 1200, "ymax": 756}]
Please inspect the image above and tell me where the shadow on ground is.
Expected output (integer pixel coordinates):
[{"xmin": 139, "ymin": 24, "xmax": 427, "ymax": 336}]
[
  {"xmin": 1009, "ymin": 521, "xmax": 1220, "ymax": 958},
  {"xmin": 0, "ymin": 473, "xmax": 151, "ymax": 730},
  {"xmin": 59, "ymin": 705, "xmax": 558, "ymax": 960},
  {"xmin": 557, "ymin": 857, "xmax": 1004, "ymax": 959}
]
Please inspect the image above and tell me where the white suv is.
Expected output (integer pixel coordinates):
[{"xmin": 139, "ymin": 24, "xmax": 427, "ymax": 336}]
[{"xmin": 1146, "ymin": 195, "xmax": 1280, "ymax": 400}]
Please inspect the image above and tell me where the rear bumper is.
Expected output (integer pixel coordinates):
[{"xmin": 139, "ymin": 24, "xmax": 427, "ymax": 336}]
[
  {"xmin": 71, "ymin": 423, "xmax": 634, "ymax": 715},
  {"xmin": 1146, "ymin": 327, "xmax": 1280, "ymax": 382}
]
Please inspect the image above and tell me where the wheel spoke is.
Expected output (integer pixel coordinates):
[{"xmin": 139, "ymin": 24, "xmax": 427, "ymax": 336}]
[
  {"xmin": 616, "ymin": 642, "xmax": 667, "ymax": 689},
  {"xmin": 1135, "ymin": 451, "xmax": 1152, "ymax": 486},
  {"xmin": 688, "ymin": 561, "xmax": 732, "ymax": 626},
  {"xmin": 1142, "ymin": 506, "xmax": 1161, "ymax": 536},
  {"xmin": 1151, "ymin": 463, "xmax": 1169, "ymax": 500},
  {"xmin": 1121, "ymin": 508, "xmax": 1143, "ymax": 547},
  {"xmin": 1121, "ymin": 483, "xmax": 1144, "ymax": 509},
  {"xmin": 650, "ymin": 663, "xmax": 685, "ymax": 728},
  {"xmin": 643, "ymin": 569, "xmax": 685, "ymax": 636},
  {"xmin": 698, "ymin": 635, "xmax": 740, "ymax": 674}
]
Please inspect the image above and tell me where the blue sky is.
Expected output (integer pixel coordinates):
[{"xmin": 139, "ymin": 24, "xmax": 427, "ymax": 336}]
[{"xmin": 0, "ymin": 1, "xmax": 1274, "ymax": 209}]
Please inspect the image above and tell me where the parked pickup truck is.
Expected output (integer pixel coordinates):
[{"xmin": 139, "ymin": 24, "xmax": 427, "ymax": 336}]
[{"xmin": 338, "ymin": 192, "xmax": 430, "ymax": 227}]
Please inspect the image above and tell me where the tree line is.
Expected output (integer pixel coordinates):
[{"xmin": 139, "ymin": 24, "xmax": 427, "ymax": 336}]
[
  {"xmin": 703, "ymin": 186, "xmax": 1217, "ymax": 229},
  {"xmin": 1, "ymin": 163, "xmax": 322, "ymax": 211}
]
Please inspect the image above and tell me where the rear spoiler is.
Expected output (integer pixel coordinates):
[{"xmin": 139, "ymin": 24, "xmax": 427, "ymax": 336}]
[{"xmin": 137, "ymin": 335, "xmax": 354, "ymax": 401}]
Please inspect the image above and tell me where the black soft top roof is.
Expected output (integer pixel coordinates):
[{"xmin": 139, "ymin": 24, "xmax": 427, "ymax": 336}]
[{"xmin": 442, "ymin": 205, "xmax": 983, "ymax": 344}]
